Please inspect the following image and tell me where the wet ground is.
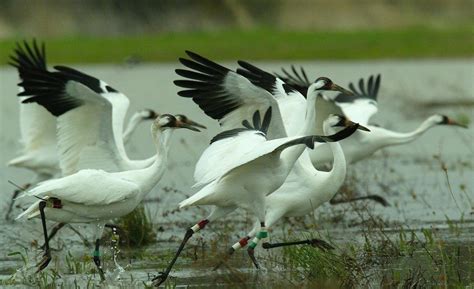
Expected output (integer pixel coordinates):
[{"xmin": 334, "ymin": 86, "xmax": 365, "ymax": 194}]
[{"xmin": 0, "ymin": 59, "xmax": 473, "ymax": 288}]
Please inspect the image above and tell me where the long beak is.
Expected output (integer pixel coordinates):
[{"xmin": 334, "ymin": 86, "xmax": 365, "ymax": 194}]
[
  {"xmin": 446, "ymin": 117, "xmax": 468, "ymax": 128},
  {"xmin": 176, "ymin": 121, "xmax": 201, "ymax": 132},
  {"xmin": 344, "ymin": 119, "xmax": 370, "ymax": 132},
  {"xmin": 331, "ymin": 83, "xmax": 354, "ymax": 96},
  {"xmin": 184, "ymin": 118, "xmax": 207, "ymax": 129}
]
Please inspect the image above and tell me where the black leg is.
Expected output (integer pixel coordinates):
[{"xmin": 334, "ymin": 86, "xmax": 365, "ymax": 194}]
[
  {"xmin": 93, "ymin": 239, "xmax": 106, "ymax": 281},
  {"xmin": 152, "ymin": 219, "xmax": 209, "ymax": 287},
  {"xmin": 330, "ymin": 194, "xmax": 389, "ymax": 207},
  {"xmin": 247, "ymin": 247, "xmax": 259, "ymax": 269},
  {"xmin": 36, "ymin": 201, "xmax": 52, "ymax": 272},
  {"xmin": 40, "ymin": 222, "xmax": 66, "ymax": 249},
  {"xmin": 262, "ymin": 238, "xmax": 334, "ymax": 250}
]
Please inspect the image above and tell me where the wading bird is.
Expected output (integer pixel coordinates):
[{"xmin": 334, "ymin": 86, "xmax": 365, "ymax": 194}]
[
  {"xmin": 16, "ymin": 114, "xmax": 201, "ymax": 279},
  {"xmin": 276, "ymin": 67, "xmax": 468, "ymax": 166},
  {"xmin": 12, "ymin": 40, "xmax": 206, "ymax": 245},
  {"xmin": 152, "ymin": 51, "xmax": 360, "ymax": 286},
  {"xmin": 5, "ymin": 41, "xmax": 162, "ymax": 219},
  {"xmin": 220, "ymin": 114, "xmax": 368, "ymax": 265}
]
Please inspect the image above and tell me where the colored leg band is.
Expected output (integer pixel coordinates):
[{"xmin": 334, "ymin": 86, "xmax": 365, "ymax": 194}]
[
  {"xmin": 190, "ymin": 224, "xmax": 200, "ymax": 232},
  {"xmin": 232, "ymin": 242, "xmax": 242, "ymax": 250},
  {"xmin": 257, "ymin": 231, "xmax": 268, "ymax": 239},
  {"xmin": 191, "ymin": 219, "xmax": 209, "ymax": 233},
  {"xmin": 249, "ymin": 241, "xmax": 258, "ymax": 249},
  {"xmin": 239, "ymin": 237, "xmax": 249, "ymax": 247},
  {"xmin": 93, "ymin": 250, "xmax": 100, "ymax": 257}
]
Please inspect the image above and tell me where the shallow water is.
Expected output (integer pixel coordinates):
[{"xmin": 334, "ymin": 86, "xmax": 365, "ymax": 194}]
[{"xmin": 0, "ymin": 60, "xmax": 473, "ymax": 288}]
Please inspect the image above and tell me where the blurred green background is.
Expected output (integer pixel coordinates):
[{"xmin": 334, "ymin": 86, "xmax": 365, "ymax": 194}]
[{"xmin": 0, "ymin": 0, "xmax": 473, "ymax": 63}]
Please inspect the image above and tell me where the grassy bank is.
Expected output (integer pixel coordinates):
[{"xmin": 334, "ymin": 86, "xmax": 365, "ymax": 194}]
[{"xmin": 0, "ymin": 27, "xmax": 473, "ymax": 64}]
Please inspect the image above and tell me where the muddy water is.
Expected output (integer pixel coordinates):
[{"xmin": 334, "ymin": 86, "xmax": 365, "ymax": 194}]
[{"xmin": 0, "ymin": 60, "xmax": 473, "ymax": 287}]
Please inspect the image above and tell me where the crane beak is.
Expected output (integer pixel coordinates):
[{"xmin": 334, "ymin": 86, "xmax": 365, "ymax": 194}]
[
  {"xmin": 343, "ymin": 119, "xmax": 370, "ymax": 132},
  {"xmin": 445, "ymin": 117, "xmax": 468, "ymax": 128},
  {"xmin": 330, "ymin": 83, "xmax": 354, "ymax": 96},
  {"xmin": 333, "ymin": 117, "xmax": 371, "ymax": 132},
  {"xmin": 356, "ymin": 124, "xmax": 371, "ymax": 132},
  {"xmin": 176, "ymin": 120, "xmax": 203, "ymax": 131},
  {"xmin": 182, "ymin": 118, "xmax": 207, "ymax": 129},
  {"xmin": 175, "ymin": 120, "xmax": 201, "ymax": 132}
]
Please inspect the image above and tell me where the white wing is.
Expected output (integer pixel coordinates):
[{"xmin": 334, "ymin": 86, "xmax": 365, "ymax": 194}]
[
  {"xmin": 193, "ymin": 130, "xmax": 267, "ymax": 187},
  {"xmin": 17, "ymin": 100, "xmax": 57, "ymax": 154},
  {"xmin": 8, "ymin": 41, "xmax": 58, "ymax": 172},
  {"xmin": 18, "ymin": 65, "xmax": 131, "ymax": 176},
  {"xmin": 23, "ymin": 170, "xmax": 139, "ymax": 206},
  {"xmin": 175, "ymin": 51, "xmax": 287, "ymax": 139},
  {"xmin": 236, "ymin": 61, "xmax": 308, "ymax": 137},
  {"xmin": 193, "ymin": 126, "xmax": 342, "ymax": 187}
]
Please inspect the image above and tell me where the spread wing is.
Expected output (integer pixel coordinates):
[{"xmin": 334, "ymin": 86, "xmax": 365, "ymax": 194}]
[
  {"xmin": 193, "ymin": 108, "xmax": 358, "ymax": 187},
  {"xmin": 237, "ymin": 61, "xmax": 307, "ymax": 137},
  {"xmin": 9, "ymin": 41, "xmax": 58, "ymax": 158},
  {"xmin": 274, "ymin": 65, "xmax": 312, "ymax": 97},
  {"xmin": 17, "ymin": 63, "xmax": 131, "ymax": 175},
  {"xmin": 331, "ymin": 74, "xmax": 381, "ymax": 125},
  {"xmin": 174, "ymin": 51, "xmax": 288, "ymax": 139}
]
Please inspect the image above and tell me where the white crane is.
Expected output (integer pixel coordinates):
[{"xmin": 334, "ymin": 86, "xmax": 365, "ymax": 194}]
[
  {"xmin": 152, "ymin": 51, "xmax": 360, "ymax": 286},
  {"xmin": 16, "ymin": 114, "xmax": 201, "ymax": 280},
  {"xmin": 276, "ymin": 67, "xmax": 467, "ymax": 166},
  {"xmin": 219, "ymin": 114, "xmax": 366, "ymax": 266},
  {"xmin": 12, "ymin": 41, "xmax": 205, "ymax": 243},
  {"xmin": 5, "ymin": 41, "xmax": 161, "ymax": 219}
]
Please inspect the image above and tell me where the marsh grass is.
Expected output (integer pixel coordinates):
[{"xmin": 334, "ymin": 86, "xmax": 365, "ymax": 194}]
[
  {"xmin": 111, "ymin": 205, "xmax": 156, "ymax": 248},
  {"xmin": 0, "ymin": 26, "xmax": 472, "ymax": 65}
]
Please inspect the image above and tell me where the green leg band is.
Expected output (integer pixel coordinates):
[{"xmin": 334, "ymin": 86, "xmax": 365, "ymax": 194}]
[
  {"xmin": 257, "ymin": 231, "xmax": 268, "ymax": 239},
  {"xmin": 249, "ymin": 241, "xmax": 258, "ymax": 249},
  {"xmin": 93, "ymin": 250, "xmax": 101, "ymax": 257}
]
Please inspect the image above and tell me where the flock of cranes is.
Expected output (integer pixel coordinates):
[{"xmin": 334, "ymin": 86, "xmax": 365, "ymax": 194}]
[{"xmin": 6, "ymin": 40, "xmax": 466, "ymax": 286}]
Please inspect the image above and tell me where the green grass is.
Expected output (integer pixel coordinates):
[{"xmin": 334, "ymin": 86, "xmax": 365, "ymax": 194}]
[{"xmin": 1, "ymin": 26, "xmax": 473, "ymax": 64}]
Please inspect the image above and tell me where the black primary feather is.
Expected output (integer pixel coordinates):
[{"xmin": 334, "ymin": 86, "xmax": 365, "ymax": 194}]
[
  {"xmin": 274, "ymin": 65, "xmax": 311, "ymax": 97},
  {"xmin": 174, "ymin": 51, "xmax": 242, "ymax": 120},
  {"xmin": 210, "ymin": 107, "xmax": 272, "ymax": 144},
  {"xmin": 9, "ymin": 39, "xmax": 47, "ymax": 75},
  {"xmin": 236, "ymin": 60, "xmax": 281, "ymax": 95},
  {"xmin": 18, "ymin": 68, "xmax": 84, "ymax": 116},
  {"xmin": 335, "ymin": 74, "xmax": 382, "ymax": 102}
]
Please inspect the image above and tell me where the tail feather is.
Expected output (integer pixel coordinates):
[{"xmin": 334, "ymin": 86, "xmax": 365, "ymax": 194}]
[
  {"xmin": 179, "ymin": 183, "xmax": 215, "ymax": 209},
  {"xmin": 16, "ymin": 200, "xmax": 41, "ymax": 220}
]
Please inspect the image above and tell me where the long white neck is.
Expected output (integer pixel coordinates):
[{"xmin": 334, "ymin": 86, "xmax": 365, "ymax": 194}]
[
  {"xmin": 123, "ymin": 113, "xmax": 144, "ymax": 144},
  {"xmin": 281, "ymin": 93, "xmax": 319, "ymax": 166},
  {"xmin": 281, "ymin": 92, "xmax": 320, "ymax": 169},
  {"xmin": 299, "ymin": 92, "xmax": 318, "ymax": 136},
  {"xmin": 133, "ymin": 128, "xmax": 173, "ymax": 198},
  {"xmin": 324, "ymin": 122, "xmax": 346, "ymax": 190},
  {"xmin": 380, "ymin": 117, "xmax": 439, "ymax": 146}
]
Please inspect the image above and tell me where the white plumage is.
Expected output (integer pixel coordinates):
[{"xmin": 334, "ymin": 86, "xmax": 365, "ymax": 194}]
[
  {"xmin": 16, "ymin": 114, "xmax": 201, "ymax": 277},
  {"xmin": 8, "ymin": 41, "xmax": 160, "ymax": 180},
  {"xmin": 277, "ymin": 67, "xmax": 467, "ymax": 166}
]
